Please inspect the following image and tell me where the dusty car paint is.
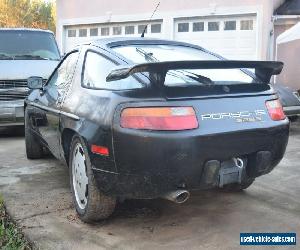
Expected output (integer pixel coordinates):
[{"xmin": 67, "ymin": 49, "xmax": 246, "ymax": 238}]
[{"xmin": 25, "ymin": 38, "xmax": 289, "ymax": 199}]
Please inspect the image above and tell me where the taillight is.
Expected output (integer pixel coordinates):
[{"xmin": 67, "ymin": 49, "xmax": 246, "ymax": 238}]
[
  {"xmin": 91, "ymin": 145, "xmax": 109, "ymax": 156},
  {"xmin": 266, "ymin": 99, "xmax": 286, "ymax": 121},
  {"xmin": 120, "ymin": 107, "xmax": 198, "ymax": 130}
]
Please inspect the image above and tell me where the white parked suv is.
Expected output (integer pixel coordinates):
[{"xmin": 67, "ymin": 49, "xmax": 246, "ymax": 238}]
[{"xmin": 0, "ymin": 28, "xmax": 60, "ymax": 126}]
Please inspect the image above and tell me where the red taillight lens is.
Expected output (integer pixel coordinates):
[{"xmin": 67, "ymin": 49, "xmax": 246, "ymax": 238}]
[
  {"xmin": 91, "ymin": 145, "xmax": 109, "ymax": 156},
  {"xmin": 120, "ymin": 107, "xmax": 198, "ymax": 130},
  {"xmin": 266, "ymin": 99, "xmax": 286, "ymax": 121}
]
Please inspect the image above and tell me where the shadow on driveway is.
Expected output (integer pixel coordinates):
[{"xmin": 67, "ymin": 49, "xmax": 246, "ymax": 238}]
[{"xmin": 0, "ymin": 126, "xmax": 24, "ymax": 137}]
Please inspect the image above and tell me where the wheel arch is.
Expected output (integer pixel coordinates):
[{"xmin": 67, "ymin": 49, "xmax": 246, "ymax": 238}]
[
  {"xmin": 61, "ymin": 128, "xmax": 77, "ymax": 165},
  {"xmin": 61, "ymin": 126, "xmax": 94, "ymax": 165}
]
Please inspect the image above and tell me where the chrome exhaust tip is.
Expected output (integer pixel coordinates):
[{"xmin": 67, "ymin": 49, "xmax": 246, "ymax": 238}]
[{"xmin": 163, "ymin": 190, "xmax": 190, "ymax": 204}]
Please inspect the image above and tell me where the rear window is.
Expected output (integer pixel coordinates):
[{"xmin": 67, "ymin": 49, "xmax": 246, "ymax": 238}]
[
  {"xmin": 0, "ymin": 30, "xmax": 60, "ymax": 60},
  {"xmin": 113, "ymin": 45, "xmax": 258, "ymax": 86},
  {"xmin": 83, "ymin": 51, "xmax": 143, "ymax": 90}
]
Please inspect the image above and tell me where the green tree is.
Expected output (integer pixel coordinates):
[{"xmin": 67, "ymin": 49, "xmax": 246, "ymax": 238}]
[{"xmin": 0, "ymin": 0, "xmax": 56, "ymax": 32}]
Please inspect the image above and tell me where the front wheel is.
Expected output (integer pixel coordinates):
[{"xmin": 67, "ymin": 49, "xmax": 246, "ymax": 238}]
[
  {"xmin": 69, "ymin": 135, "xmax": 116, "ymax": 222},
  {"xmin": 25, "ymin": 108, "xmax": 43, "ymax": 159}
]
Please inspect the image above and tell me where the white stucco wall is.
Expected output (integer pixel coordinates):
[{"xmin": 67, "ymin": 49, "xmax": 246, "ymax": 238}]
[{"xmin": 56, "ymin": 0, "xmax": 285, "ymax": 59}]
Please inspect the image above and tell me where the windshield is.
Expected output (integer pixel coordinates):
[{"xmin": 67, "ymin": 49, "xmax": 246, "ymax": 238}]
[
  {"xmin": 113, "ymin": 45, "xmax": 259, "ymax": 86},
  {"xmin": 0, "ymin": 30, "xmax": 60, "ymax": 60}
]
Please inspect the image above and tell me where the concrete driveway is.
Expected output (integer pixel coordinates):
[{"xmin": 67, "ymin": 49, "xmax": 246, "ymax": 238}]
[{"xmin": 0, "ymin": 125, "xmax": 299, "ymax": 250}]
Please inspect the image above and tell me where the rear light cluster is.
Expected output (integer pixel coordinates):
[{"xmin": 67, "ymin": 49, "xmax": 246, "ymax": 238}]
[
  {"xmin": 91, "ymin": 145, "xmax": 109, "ymax": 156},
  {"xmin": 120, "ymin": 107, "xmax": 198, "ymax": 130},
  {"xmin": 266, "ymin": 99, "xmax": 286, "ymax": 121}
]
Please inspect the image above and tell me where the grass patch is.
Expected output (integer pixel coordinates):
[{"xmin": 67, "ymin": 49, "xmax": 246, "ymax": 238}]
[{"xmin": 0, "ymin": 194, "xmax": 31, "ymax": 250}]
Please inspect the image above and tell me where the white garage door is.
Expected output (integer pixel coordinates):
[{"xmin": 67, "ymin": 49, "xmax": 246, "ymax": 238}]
[
  {"xmin": 63, "ymin": 21, "xmax": 163, "ymax": 53},
  {"xmin": 174, "ymin": 15, "xmax": 257, "ymax": 60}
]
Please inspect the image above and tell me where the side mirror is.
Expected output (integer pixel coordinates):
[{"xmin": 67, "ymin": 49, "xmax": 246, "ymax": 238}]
[{"xmin": 27, "ymin": 76, "xmax": 43, "ymax": 89}]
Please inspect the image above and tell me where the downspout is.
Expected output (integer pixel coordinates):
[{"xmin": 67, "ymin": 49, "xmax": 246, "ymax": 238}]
[
  {"xmin": 270, "ymin": 16, "xmax": 276, "ymax": 61},
  {"xmin": 271, "ymin": 15, "xmax": 277, "ymax": 83}
]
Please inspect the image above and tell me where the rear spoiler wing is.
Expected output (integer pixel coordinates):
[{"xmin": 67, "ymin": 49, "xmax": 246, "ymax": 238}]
[{"xmin": 106, "ymin": 60, "xmax": 283, "ymax": 84}]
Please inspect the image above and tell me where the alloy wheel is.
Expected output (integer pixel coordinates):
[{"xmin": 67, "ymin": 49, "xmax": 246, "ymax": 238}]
[{"xmin": 72, "ymin": 143, "xmax": 89, "ymax": 209}]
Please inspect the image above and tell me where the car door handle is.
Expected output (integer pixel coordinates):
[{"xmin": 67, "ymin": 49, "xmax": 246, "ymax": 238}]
[
  {"xmin": 39, "ymin": 89, "xmax": 46, "ymax": 96},
  {"xmin": 57, "ymin": 96, "xmax": 63, "ymax": 104}
]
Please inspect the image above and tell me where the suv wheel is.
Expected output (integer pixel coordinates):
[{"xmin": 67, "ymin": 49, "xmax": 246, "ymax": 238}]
[
  {"xmin": 25, "ymin": 108, "xmax": 43, "ymax": 159},
  {"xmin": 69, "ymin": 135, "xmax": 116, "ymax": 222}
]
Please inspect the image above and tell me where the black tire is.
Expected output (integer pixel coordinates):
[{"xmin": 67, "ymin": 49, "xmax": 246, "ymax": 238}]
[
  {"xmin": 69, "ymin": 135, "xmax": 116, "ymax": 222},
  {"xmin": 288, "ymin": 116, "xmax": 298, "ymax": 123},
  {"xmin": 25, "ymin": 108, "xmax": 43, "ymax": 159},
  {"xmin": 221, "ymin": 177, "xmax": 255, "ymax": 192}
]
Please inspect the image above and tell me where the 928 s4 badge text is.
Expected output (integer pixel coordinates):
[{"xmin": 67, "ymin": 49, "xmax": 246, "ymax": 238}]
[{"xmin": 201, "ymin": 110, "xmax": 267, "ymax": 123}]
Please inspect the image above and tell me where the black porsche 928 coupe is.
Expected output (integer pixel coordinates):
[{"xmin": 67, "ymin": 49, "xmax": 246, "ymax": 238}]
[{"xmin": 25, "ymin": 38, "xmax": 289, "ymax": 222}]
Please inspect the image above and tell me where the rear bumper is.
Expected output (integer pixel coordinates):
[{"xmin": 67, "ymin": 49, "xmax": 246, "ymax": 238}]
[
  {"xmin": 92, "ymin": 122, "xmax": 289, "ymax": 199},
  {"xmin": 0, "ymin": 100, "xmax": 24, "ymax": 126},
  {"xmin": 283, "ymin": 106, "xmax": 300, "ymax": 117}
]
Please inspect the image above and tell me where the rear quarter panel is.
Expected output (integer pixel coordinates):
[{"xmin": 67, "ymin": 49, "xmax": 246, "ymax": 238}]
[{"xmin": 112, "ymin": 93, "xmax": 289, "ymax": 176}]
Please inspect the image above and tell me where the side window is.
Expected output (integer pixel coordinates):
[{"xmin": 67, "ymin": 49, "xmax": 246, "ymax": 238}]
[
  {"xmin": 46, "ymin": 51, "xmax": 79, "ymax": 100},
  {"xmin": 82, "ymin": 51, "xmax": 143, "ymax": 90}
]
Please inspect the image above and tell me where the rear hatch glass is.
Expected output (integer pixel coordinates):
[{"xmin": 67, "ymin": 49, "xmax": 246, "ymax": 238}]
[{"xmin": 113, "ymin": 44, "xmax": 261, "ymax": 87}]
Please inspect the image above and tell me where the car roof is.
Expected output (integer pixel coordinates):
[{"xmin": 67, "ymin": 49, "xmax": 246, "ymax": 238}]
[
  {"xmin": 0, "ymin": 28, "xmax": 54, "ymax": 34},
  {"xmin": 87, "ymin": 37, "xmax": 224, "ymax": 65},
  {"xmin": 90, "ymin": 37, "xmax": 206, "ymax": 50}
]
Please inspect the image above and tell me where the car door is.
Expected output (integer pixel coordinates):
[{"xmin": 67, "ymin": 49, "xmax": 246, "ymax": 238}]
[{"xmin": 33, "ymin": 50, "xmax": 79, "ymax": 158}]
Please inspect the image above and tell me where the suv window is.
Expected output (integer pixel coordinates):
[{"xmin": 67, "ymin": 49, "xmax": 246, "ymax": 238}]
[
  {"xmin": 0, "ymin": 30, "xmax": 60, "ymax": 60},
  {"xmin": 82, "ymin": 51, "xmax": 143, "ymax": 90},
  {"xmin": 47, "ymin": 51, "xmax": 79, "ymax": 101}
]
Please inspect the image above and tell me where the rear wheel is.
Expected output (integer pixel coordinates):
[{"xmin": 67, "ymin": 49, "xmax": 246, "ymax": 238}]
[
  {"xmin": 69, "ymin": 135, "xmax": 116, "ymax": 222},
  {"xmin": 289, "ymin": 116, "xmax": 298, "ymax": 122},
  {"xmin": 25, "ymin": 108, "xmax": 43, "ymax": 159}
]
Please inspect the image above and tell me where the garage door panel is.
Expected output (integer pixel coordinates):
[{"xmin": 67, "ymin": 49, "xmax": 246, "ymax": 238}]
[
  {"xmin": 64, "ymin": 21, "xmax": 163, "ymax": 53},
  {"xmin": 174, "ymin": 15, "xmax": 257, "ymax": 60}
]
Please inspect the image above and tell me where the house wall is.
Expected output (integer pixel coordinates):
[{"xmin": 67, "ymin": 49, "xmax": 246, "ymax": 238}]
[
  {"xmin": 262, "ymin": 0, "xmax": 285, "ymax": 59},
  {"xmin": 56, "ymin": 0, "xmax": 283, "ymax": 20},
  {"xmin": 56, "ymin": 0, "xmax": 283, "ymax": 59}
]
